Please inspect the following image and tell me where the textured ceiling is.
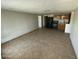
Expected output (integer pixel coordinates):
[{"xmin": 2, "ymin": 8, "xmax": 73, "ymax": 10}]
[{"xmin": 1, "ymin": 0, "xmax": 77, "ymax": 14}]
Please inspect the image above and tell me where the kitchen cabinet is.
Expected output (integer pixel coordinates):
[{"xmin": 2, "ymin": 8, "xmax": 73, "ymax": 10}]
[{"xmin": 58, "ymin": 23, "xmax": 65, "ymax": 31}]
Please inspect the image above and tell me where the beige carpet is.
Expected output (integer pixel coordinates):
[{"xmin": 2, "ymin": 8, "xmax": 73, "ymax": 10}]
[{"xmin": 2, "ymin": 28, "xmax": 76, "ymax": 59}]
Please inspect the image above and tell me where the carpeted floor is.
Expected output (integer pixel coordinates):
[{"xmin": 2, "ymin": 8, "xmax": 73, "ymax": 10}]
[{"xmin": 2, "ymin": 28, "xmax": 76, "ymax": 59}]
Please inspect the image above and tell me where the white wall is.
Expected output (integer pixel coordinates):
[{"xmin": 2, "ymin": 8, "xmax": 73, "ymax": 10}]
[
  {"xmin": 1, "ymin": 9, "xmax": 38, "ymax": 43},
  {"xmin": 65, "ymin": 24, "xmax": 71, "ymax": 33},
  {"xmin": 38, "ymin": 16, "xmax": 42, "ymax": 28},
  {"xmin": 70, "ymin": 9, "xmax": 78, "ymax": 57}
]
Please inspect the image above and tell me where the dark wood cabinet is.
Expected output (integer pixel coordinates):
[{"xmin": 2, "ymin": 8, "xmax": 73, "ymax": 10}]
[{"xmin": 45, "ymin": 16, "xmax": 58, "ymax": 29}]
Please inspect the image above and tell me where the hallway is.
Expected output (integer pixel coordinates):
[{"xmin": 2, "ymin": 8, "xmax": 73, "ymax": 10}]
[{"xmin": 2, "ymin": 29, "xmax": 76, "ymax": 59}]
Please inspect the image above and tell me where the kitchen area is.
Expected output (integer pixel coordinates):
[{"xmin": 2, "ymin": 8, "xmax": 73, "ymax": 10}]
[{"xmin": 38, "ymin": 14, "xmax": 71, "ymax": 32}]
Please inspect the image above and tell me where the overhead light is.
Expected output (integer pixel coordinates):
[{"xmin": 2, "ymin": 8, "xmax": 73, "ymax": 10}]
[{"xmin": 44, "ymin": 10, "xmax": 50, "ymax": 12}]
